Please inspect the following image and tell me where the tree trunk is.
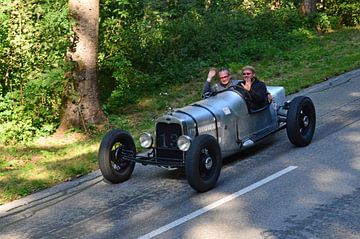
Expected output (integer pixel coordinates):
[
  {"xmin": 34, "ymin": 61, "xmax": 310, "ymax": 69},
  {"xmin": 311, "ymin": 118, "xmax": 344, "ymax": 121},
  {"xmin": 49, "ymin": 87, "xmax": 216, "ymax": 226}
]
[
  {"xmin": 272, "ymin": 0, "xmax": 280, "ymax": 9},
  {"xmin": 60, "ymin": 0, "xmax": 106, "ymax": 131},
  {"xmin": 299, "ymin": 0, "xmax": 317, "ymax": 15}
]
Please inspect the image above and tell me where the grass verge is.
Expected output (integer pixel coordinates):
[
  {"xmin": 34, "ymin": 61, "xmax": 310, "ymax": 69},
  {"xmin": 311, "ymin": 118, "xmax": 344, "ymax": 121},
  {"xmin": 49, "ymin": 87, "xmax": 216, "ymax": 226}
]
[{"xmin": 0, "ymin": 132, "xmax": 101, "ymax": 204}]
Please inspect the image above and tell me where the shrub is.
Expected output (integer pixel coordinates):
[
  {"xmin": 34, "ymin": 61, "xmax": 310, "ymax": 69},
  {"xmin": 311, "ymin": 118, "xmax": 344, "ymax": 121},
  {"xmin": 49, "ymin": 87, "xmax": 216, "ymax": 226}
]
[{"xmin": 324, "ymin": 0, "xmax": 360, "ymax": 26}]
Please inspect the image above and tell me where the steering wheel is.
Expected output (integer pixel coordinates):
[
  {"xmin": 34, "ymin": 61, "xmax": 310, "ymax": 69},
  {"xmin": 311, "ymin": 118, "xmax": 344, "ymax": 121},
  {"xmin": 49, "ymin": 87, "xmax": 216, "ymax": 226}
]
[
  {"xmin": 228, "ymin": 84, "xmax": 246, "ymax": 98},
  {"xmin": 202, "ymin": 91, "xmax": 217, "ymax": 99}
]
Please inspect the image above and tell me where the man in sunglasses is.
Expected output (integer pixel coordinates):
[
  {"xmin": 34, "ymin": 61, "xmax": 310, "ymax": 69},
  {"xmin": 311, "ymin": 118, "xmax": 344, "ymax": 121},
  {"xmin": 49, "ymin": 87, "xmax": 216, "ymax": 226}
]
[
  {"xmin": 202, "ymin": 67, "xmax": 240, "ymax": 97},
  {"xmin": 239, "ymin": 65, "xmax": 270, "ymax": 110}
]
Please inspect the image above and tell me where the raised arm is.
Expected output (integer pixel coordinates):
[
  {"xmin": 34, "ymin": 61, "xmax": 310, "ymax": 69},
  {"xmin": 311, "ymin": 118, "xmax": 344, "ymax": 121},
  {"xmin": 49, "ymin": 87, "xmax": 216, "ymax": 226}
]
[{"xmin": 202, "ymin": 67, "xmax": 217, "ymax": 96}]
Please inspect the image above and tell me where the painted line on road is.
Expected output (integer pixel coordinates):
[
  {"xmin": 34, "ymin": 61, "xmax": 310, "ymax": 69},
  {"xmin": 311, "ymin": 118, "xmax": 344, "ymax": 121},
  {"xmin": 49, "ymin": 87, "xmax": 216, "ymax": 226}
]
[{"xmin": 138, "ymin": 166, "xmax": 298, "ymax": 239}]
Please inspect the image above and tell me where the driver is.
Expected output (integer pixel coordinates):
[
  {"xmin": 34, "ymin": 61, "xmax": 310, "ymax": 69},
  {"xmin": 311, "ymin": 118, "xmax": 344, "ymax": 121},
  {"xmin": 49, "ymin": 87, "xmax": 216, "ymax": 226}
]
[{"xmin": 202, "ymin": 67, "xmax": 240, "ymax": 98}]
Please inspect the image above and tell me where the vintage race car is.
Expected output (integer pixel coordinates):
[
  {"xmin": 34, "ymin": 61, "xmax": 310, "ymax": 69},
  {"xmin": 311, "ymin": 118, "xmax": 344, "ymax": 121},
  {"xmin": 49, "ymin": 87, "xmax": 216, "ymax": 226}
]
[{"xmin": 98, "ymin": 85, "xmax": 316, "ymax": 192}]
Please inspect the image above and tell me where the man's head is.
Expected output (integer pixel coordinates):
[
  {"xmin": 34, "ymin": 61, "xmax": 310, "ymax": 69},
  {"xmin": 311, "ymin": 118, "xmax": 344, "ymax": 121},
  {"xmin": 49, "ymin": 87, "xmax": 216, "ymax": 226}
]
[
  {"xmin": 242, "ymin": 65, "xmax": 255, "ymax": 81},
  {"xmin": 218, "ymin": 68, "xmax": 231, "ymax": 86}
]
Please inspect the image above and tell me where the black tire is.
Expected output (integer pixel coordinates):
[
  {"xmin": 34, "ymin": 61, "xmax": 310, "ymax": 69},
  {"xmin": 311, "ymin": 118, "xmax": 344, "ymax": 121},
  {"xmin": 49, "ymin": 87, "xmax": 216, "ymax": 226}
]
[
  {"xmin": 185, "ymin": 135, "xmax": 222, "ymax": 192},
  {"xmin": 98, "ymin": 129, "xmax": 136, "ymax": 183},
  {"xmin": 286, "ymin": 96, "xmax": 316, "ymax": 147}
]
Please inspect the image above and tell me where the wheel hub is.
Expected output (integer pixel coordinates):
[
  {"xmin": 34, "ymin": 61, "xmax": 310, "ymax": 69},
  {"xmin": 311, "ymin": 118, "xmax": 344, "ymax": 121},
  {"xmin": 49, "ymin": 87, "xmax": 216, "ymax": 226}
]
[
  {"xmin": 113, "ymin": 147, "xmax": 127, "ymax": 168},
  {"xmin": 114, "ymin": 147, "xmax": 122, "ymax": 161},
  {"xmin": 204, "ymin": 156, "xmax": 213, "ymax": 170},
  {"xmin": 302, "ymin": 115, "xmax": 309, "ymax": 127}
]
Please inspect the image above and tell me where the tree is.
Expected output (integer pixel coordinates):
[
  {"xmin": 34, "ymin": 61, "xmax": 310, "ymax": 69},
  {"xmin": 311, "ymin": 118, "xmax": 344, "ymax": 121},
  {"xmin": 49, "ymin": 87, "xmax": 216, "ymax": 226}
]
[
  {"xmin": 61, "ymin": 0, "xmax": 107, "ymax": 131},
  {"xmin": 299, "ymin": 0, "xmax": 318, "ymax": 15}
]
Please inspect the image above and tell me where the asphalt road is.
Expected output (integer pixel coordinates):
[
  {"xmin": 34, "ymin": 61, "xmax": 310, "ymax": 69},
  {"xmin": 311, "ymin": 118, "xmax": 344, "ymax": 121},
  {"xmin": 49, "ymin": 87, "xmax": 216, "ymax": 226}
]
[{"xmin": 1, "ymin": 69, "xmax": 359, "ymax": 239}]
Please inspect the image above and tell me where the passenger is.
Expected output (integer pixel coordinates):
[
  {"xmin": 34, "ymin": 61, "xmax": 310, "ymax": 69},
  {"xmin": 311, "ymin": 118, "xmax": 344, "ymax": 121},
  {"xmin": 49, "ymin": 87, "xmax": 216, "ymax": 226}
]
[
  {"xmin": 238, "ymin": 65, "xmax": 270, "ymax": 110},
  {"xmin": 202, "ymin": 67, "xmax": 240, "ymax": 97}
]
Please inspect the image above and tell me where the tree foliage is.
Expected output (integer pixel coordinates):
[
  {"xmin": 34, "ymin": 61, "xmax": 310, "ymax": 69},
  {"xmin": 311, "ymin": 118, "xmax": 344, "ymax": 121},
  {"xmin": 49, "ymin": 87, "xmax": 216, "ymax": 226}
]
[
  {"xmin": 0, "ymin": 0, "xmax": 358, "ymax": 143},
  {"xmin": 98, "ymin": 0, "xmax": 308, "ymax": 112},
  {"xmin": 323, "ymin": 0, "xmax": 360, "ymax": 26},
  {"xmin": 0, "ymin": 0, "xmax": 72, "ymax": 143}
]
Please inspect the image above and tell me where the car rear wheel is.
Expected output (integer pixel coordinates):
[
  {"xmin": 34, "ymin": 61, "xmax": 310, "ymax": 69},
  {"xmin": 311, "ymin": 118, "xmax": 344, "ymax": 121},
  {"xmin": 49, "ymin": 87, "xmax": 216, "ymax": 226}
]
[
  {"xmin": 286, "ymin": 96, "xmax": 316, "ymax": 147},
  {"xmin": 98, "ymin": 129, "xmax": 136, "ymax": 183},
  {"xmin": 185, "ymin": 134, "xmax": 222, "ymax": 192}
]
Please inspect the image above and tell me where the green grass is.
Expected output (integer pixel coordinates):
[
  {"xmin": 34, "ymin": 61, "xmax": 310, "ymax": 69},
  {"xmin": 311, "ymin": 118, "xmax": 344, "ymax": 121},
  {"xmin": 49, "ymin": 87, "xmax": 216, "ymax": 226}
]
[
  {"xmin": 0, "ymin": 133, "xmax": 101, "ymax": 204},
  {"xmin": 1, "ymin": 27, "xmax": 360, "ymax": 205}
]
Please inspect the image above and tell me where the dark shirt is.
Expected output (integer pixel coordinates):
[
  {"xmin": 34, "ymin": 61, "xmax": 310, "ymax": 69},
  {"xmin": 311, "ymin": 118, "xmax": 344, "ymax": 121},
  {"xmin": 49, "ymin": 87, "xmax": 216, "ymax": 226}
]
[{"xmin": 237, "ymin": 77, "xmax": 268, "ymax": 110}]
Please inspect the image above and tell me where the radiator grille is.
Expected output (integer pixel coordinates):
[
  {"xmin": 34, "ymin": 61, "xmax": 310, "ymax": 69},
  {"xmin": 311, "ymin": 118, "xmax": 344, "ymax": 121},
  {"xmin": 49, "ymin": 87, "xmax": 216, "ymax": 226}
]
[{"xmin": 155, "ymin": 122, "xmax": 183, "ymax": 160}]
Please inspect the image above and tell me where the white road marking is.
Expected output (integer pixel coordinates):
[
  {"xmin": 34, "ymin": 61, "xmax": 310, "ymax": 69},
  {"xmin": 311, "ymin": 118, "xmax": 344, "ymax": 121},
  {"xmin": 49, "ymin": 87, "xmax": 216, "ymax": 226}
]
[{"xmin": 138, "ymin": 166, "xmax": 298, "ymax": 239}]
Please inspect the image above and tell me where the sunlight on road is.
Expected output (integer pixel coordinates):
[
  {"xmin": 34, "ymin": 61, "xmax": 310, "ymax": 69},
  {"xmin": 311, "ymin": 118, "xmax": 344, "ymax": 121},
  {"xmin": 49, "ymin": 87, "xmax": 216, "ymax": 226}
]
[{"xmin": 186, "ymin": 220, "xmax": 264, "ymax": 239}]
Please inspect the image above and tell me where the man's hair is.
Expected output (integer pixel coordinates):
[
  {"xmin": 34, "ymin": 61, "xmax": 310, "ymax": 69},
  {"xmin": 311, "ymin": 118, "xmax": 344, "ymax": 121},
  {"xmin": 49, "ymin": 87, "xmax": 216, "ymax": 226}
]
[
  {"xmin": 218, "ymin": 67, "xmax": 231, "ymax": 75},
  {"xmin": 242, "ymin": 65, "xmax": 255, "ymax": 73}
]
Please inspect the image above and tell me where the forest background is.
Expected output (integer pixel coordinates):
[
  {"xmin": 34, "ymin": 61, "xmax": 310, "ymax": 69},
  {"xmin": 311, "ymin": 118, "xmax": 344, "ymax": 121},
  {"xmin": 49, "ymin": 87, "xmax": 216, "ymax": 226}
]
[{"xmin": 1, "ymin": 0, "xmax": 360, "ymax": 204}]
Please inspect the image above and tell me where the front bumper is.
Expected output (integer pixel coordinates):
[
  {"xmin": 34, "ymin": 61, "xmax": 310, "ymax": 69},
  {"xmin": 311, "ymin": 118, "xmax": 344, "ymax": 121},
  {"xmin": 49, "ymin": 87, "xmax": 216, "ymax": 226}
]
[{"xmin": 122, "ymin": 148, "xmax": 185, "ymax": 167}]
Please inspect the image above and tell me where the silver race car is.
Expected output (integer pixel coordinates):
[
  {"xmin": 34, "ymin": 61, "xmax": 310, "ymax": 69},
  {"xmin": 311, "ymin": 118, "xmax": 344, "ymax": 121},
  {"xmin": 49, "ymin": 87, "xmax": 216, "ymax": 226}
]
[{"xmin": 98, "ymin": 85, "xmax": 316, "ymax": 192}]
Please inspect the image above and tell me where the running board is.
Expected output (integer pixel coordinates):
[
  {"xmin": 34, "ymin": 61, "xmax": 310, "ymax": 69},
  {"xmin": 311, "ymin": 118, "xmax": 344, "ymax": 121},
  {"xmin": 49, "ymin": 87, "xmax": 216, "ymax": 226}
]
[{"xmin": 241, "ymin": 124, "xmax": 286, "ymax": 148}]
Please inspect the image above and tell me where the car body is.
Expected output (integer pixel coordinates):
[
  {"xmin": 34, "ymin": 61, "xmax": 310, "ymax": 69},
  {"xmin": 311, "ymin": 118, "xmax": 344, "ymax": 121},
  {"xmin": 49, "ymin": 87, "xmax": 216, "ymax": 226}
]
[{"xmin": 98, "ymin": 85, "xmax": 316, "ymax": 192}]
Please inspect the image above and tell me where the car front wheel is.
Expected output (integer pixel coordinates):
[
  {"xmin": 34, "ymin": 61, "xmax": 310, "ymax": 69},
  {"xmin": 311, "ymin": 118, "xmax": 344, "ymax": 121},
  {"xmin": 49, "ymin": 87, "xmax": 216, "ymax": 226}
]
[
  {"xmin": 185, "ymin": 134, "xmax": 222, "ymax": 192},
  {"xmin": 98, "ymin": 129, "xmax": 136, "ymax": 183}
]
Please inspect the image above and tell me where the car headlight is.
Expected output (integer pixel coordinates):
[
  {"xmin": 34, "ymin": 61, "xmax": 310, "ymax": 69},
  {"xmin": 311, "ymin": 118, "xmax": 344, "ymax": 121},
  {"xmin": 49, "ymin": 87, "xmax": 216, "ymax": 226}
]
[
  {"xmin": 139, "ymin": 132, "xmax": 153, "ymax": 148},
  {"xmin": 177, "ymin": 135, "xmax": 192, "ymax": 151}
]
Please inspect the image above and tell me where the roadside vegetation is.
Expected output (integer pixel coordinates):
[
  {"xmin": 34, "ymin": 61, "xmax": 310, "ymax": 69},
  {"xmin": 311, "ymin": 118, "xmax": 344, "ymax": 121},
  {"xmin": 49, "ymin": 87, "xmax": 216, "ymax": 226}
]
[{"xmin": 1, "ymin": 0, "xmax": 360, "ymax": 204}]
